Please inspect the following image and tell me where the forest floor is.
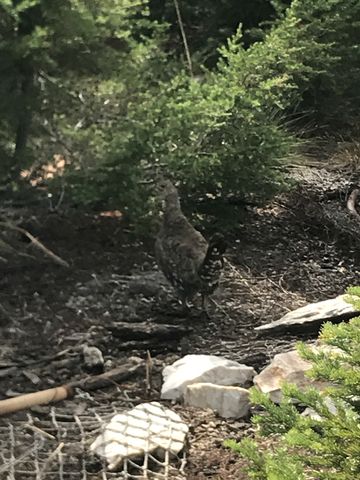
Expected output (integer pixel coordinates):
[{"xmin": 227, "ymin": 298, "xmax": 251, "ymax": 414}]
[{"xmin": 0, "ymin": 159, "xmax": 360, "ymax": 479}]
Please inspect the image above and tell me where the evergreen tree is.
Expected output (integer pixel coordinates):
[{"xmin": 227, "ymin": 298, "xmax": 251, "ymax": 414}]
[{"xmin": 226, "ymin": 287, "xmax": 360, "ymax": 480}]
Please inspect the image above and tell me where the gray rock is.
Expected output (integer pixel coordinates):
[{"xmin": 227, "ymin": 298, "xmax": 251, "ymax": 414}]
[
  {"xmin": 185, "ymin": 383, "xmax": 250, "ymax": 418},
  {"xmin": 253, "ymin": 350, "xmax": 328, "ymax": 403},
  {"xmin": 255, "ymin": 295, "xmax": 360, "ymax": 333},
  {"xmin": 302, "ymin": 397, "xmax": 337, "ymax": 421},
  {"xmin": 161, "ymin": 354, "xmax": 256, "ymax": 401}
]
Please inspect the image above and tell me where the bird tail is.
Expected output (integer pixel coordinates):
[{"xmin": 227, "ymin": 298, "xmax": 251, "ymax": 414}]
[{"xmin": 198, "ymin": 233, "xmax": 227, "ymax": 292}]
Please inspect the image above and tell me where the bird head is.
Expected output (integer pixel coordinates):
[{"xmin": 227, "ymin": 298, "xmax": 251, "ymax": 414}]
[
  {"xmin": 157, "ymin": 178, "xmax": 177, "ymax": 195},
  {"xmin": 156, "ymin": 177, "xmax": 181, "ymax": 212}
]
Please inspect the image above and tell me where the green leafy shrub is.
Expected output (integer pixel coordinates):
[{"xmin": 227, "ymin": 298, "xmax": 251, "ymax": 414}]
[
  {"xmin": 67, "ymin": 30, "xmax": 297, "ymax": 224},
  {"xmin": 3, "ymin": 0, "xmax": 359, "ymax": 227},
  {"xmin": 66, "ymin": 0, "xmax": 360, "ymax": 224},
  {"xmin": 225, "ymin": 287, "xmax": 360, "ymax": 479},
  {"xmin": 218, "ymin": 0, "xmax": 360, "ymax": 124},
  {"xmin": 224, "ymin": 438, "xmax": 306, "ymax": 480}
]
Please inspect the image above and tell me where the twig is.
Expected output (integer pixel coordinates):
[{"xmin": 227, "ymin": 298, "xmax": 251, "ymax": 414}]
[
  {"xmin": 48, "ymin": 184, "xmax": 66, "ymax": 212},
  {"xmin": 0, "ymin": 237, "xmax": 34, "ymax": 260},
  {"xmin": 54, "ymin": 183, "xmax": 66, "ymax": 210},
  {"xmin": 173, "ymin": 0, "xmax": 193, "ymax": 77},
  {"xmin": 72, "ymin": 360, "xmax": 144, "ymax": 392},
  {"xmin": 0, "ymin": 424, "xmax": 45, "ymax": 476},
  {"xmin": 74, "ymin": 415, "xmax": 87, "ymax": 480},
  {"xmin": 145, "ymin": 350, "xmax": 153, "ymax": 396},
  {"xmin": 0, "ymin": 360, "xmax": 144, "ymax": 416},
  {"xmin": 41, "ymin": 123, "xmax": 76, "ymax": 160},
  {"xmin": 209, "ymin": 297, "xmax": 232, "ymax": 320},
  {"xmin": 14, "ymin": 346, "xmax": 79, "ymax": 368},
  {"xmin": 25, "ymin": 424, "xmax": 56, "ymax": 441},
  {"xmin": 224, "ymin": 259, "xmax": 258, "ymax": 295},
  {"xmin": 0, "ymin": 221, "xmax": 69, "ymax": 268},
  {"xmin": 39, "ymin": 442, "xmax": 64, "ymax": 479},
  {"xmin": 38, "ymin": 70, "xmax": 84, "ymax": 103}
]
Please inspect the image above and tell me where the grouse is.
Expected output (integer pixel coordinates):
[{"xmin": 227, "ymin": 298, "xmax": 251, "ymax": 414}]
[{"xmin": 155, "ymin": 180, "xmax": 226, "ymax": 313}]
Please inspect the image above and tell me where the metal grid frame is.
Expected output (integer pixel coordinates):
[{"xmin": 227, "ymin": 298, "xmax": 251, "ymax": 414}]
[{"xmin": 0, "ymin": 400, "xmax": 187, "ymax": 480}]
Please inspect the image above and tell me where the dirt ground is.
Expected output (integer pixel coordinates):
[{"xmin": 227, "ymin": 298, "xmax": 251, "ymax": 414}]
[{"xmin": 0, "ymin": 162, "xmax": 359, "ymax": 478}]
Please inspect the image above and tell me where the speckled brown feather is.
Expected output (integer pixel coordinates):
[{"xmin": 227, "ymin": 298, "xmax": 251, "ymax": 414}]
[{"xmin": 155, "ymin": 181, "xmax": 226, "ymax": 305}]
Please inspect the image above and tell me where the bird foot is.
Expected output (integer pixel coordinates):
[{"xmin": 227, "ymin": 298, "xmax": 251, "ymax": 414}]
[
  {"xmin": 179, "ymin": 298, "xmax": 192, "ymax": 315},
  {"xmin": 200, "ymin": 309, "xmax": 211, "ymax": 320}
]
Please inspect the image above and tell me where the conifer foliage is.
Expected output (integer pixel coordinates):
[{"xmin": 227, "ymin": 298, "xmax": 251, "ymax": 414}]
[{"xmin": 225, "ymin": 287, "xmax": 360, "ymax": 480}]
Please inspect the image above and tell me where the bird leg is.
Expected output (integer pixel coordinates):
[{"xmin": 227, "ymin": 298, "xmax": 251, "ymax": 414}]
[
  {"xmin": 180, "ymin": 297, "xmax": 191, "ymax": 315},
  {"xmin": 201, "ymin": 294, "xmax": 210, "ymax": 319}
]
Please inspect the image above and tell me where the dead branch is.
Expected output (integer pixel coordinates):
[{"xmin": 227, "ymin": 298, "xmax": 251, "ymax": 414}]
[
  {"xmin": 0, "ymin": 237, "xmax": 34, "ymax": 260},
  {"xmin": 0, "ymin": 221, "xmax": 69, "ymax": 267},
  {"xmin": 69, "ymin": 359, "xmax": 144, "ymax": 392},
  {"xmin": 25, "ymin": 424, "xmax": 56, "ymax": 440},
  {"xmin": 39, "ymin": 442, "xmax": 64, "ymax": 479},
  {"xmin": 145, "ymin": 350, "xmax": 153, "ymax": 396},
  {"xmin": 0, "ymin": 386, "xmax": 71, "ymax": 416},
  {"xmin": 173, "ymin": 0, "xmax": 193, "ymax": 77},
  {"xmin": 0, "ymin": 359, "xmax": 144, "ymax": 416},
  {"xmin": 110, "ymin": 321, "xmax": 190, "ymax": 340},
  {"xmin": 347, "ymin": 188, "xmax": 360, "ymax": 220}
]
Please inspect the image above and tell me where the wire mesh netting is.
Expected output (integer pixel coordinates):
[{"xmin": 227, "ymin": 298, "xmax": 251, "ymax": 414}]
[{"xmin": 0, "ymin": 398, "xmax": 187, "ymax": 480}]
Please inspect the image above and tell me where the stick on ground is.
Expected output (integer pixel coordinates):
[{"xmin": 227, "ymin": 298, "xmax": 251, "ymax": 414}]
[
  {"xmin": 0, "ymin": 360, "xmax": 144, "ymax": 416},
  {"xmin": 0, "ymin": 221, "xmax": 69, "ymax": 267}
]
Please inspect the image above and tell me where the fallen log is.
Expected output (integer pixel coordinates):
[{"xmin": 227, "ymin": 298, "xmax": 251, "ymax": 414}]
[
  {"xmin": 110, "ymin": 321, "xmax": 190, "ymax": 340},
  {"xmin": 0, "ymin": 359, "xmax": 144, "ymax": 416},
  {"xmin": 0, "ymin": 386, "xmax": 71, "ymax": 417},
  {"xmin": 73, "ymin": 359, "xmax": 143, "ymax": 391}
]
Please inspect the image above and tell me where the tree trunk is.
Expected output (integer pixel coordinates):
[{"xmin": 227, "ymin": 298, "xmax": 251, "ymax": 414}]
[
  {"xmin": 11, "ymin": 0, "xmax": 42, "ymax": 172},
  {"xmin": 13, "ymin": 71, "xmax": 34, "ymax": 165}
]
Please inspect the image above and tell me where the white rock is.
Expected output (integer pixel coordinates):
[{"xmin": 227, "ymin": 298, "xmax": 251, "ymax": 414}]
[
  {"xmin": 90, "ymin": 402, "xmax": 188, "ymax": 470},
  {"xmin": 255, "ymin": 295, "xmax": 360, "ymax": 333},
  {"xmin": 83, "ymin": 345, "xmax": 104, "ymax": 371},
  {"xmin": 185, "ymin": 383, "xmax": 250, "ymax": 418},
  {"xmin": 253, "ymin": 350, "xmax": 327, "ymax": 403},
  {"xmin": 161, "ymin": 354, "xmax": 256, "ymax": 401}
]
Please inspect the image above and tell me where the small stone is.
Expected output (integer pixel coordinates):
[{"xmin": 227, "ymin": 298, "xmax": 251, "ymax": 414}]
[
  {"xmin": 161, "ymin": 354, "xmax": 256, "ymax": 401},
  {"xmin": 22, "ymin": 370, "xmax": 41, "ymax": 385},
  {"xmin": 185, "ymin": 383, "xmax": 250, "ymax": 419},
  {"xmin": 83, "ymin": 345, "xmax": 104, "ymax": 373}
]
